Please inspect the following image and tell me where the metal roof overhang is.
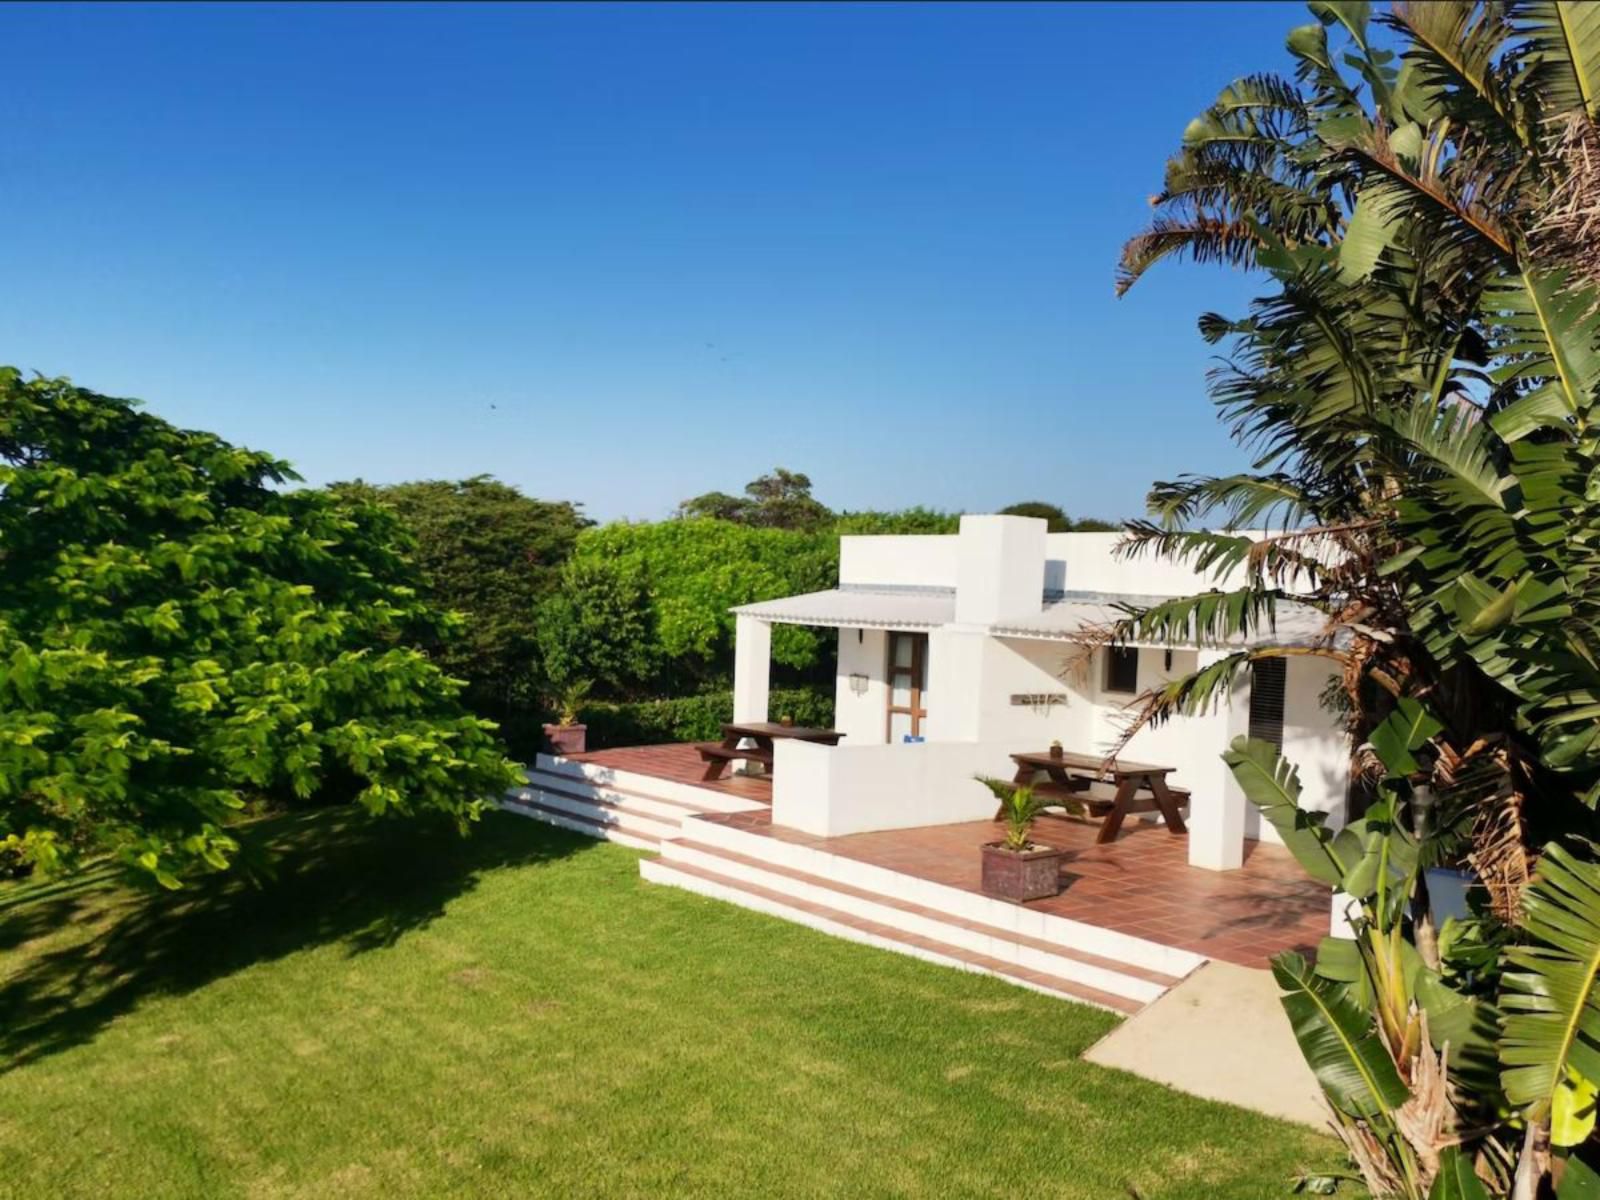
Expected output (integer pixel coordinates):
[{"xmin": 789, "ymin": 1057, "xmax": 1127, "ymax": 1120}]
[{"xmin": 732, "ymin": 586, "xmax": 954, "ymax": 630}]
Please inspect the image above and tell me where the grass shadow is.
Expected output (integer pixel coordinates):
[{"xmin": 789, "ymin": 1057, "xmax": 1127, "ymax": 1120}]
[{"xmin": 0, "ymin": 807, "xmax": 588, "ymax": 1073}]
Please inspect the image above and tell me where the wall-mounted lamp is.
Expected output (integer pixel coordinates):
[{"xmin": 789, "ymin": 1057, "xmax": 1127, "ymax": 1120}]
[
  {"xmin": 1164, "ymin": 649, "xmax": 1174, "ymax": 671},
  {"xmin": 848, "ymin": 673, "xmax": 870, "ymax": 697},
  {"xmin": 858, "ymin": 628, "xmax": 864, "ymax": 644}
]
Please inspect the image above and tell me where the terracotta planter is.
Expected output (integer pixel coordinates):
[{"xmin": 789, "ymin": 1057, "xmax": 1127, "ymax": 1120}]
[
  {"xmin": 543, "ymin": 723, "xmax": 587, "ymax": 755},
  {"xmin": 980, "ymin": 842, "xmax": 1064, "ymax": 902}
]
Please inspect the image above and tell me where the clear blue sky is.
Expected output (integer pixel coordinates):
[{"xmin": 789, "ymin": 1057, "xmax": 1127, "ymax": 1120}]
[{"xmin": 4, "ymin": 1, "xmax": 1307, "ymax": 522}]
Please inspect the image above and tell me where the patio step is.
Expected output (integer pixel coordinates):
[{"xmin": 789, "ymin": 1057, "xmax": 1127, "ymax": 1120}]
[
  {"xmin": 502, "ymin": 759, "xmax": 744, "ymax": 848},
  {"xmin": 511, "ymin": 780, "xmax": 683, "ymax": 842},
  {"xmin": 640, "ymin": 856, "xmax": 1143, "ymax": 1015},
  {"xmin": 532, "ymin": 753, "xmax": 768, "ymax": 814},
  {"xmin": 501, "ymin": 796, "xmax": 660, "ymax": 852},
  {"xmin": 682, "ymin": 813, "xmax": 1207, "ymax": 981},
  {"xmin": 658, "ymin": 837, "xmax": 1180, "ymax": 1006}
]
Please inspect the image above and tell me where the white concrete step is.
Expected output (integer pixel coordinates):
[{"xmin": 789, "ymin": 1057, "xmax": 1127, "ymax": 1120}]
[
  {"xmin": 521, "ymin": 766, "xmax": 713, "ymax": 824},
  {"xmin": 504, "ymin": 754, "xmax": 758, "ymax": 849},
  {"xmin": 659, "ymin": 837, "xmax": 1179, "ymax": 1005},
  {"xmin": 534, "ymin": 753, "xmax": 766, "ymax": 814},
  {"xmin": 640, "ymin": 856, "xmax": 1142, "ymax": 1015},
  {"xmin": 510, "ymin": 782, "xmax": 683, "ymax": 842},
  {"xmin": 683, "ymin": 814, "xmax": 1205, "ymax": 982},
  {"xmin": 501, "ymin": 796, "xmax": 659, "ymax": 852}
]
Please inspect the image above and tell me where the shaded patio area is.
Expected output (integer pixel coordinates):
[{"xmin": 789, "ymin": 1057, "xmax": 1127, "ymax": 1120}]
[{"xmin": 698, "ymin": 808, "xmax": 1327, "ymax": 969}]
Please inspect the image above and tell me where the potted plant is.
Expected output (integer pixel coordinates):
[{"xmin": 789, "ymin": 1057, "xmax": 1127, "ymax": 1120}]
[
  {"xmin": 975, "ymin": 776, "xmax": 1066, "ymax": 902},
  {"xmin": 542, "ymin": 680, "xmax": 591, "ymax": 756}
]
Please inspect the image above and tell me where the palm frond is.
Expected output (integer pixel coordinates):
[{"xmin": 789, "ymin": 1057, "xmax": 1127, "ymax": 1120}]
[
  {"xmin": 1386, "ymin": 1, "xmax": 1530, "ymax": 149},
  {"xmin": 1516, "ymin": 0, "xmax": 1600, "ymax": 121}
]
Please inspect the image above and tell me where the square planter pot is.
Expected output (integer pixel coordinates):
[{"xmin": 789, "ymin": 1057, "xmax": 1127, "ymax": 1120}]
[
  {"xmin": 981, "ymin": 842, "xmax": 1064, "ymax": 903},
  {"xmin": 543, "ymin": 723, "xmax": 587, "ymax": 755}
]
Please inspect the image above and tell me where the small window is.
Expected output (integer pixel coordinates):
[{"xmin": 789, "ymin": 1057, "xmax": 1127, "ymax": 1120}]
[
  {"xmin": 1104, "ymin": 646, "xmax": 1139, "ymax": 694},
  {"xmin": 1249, "ymin": 658, "xmax": 1287, "ymax": 747}
]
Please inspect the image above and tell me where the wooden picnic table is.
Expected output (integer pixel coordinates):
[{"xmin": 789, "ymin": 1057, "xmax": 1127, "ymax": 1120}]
[
  {"xmin": 698, "ymin": 721, "xmax": 845, "ymax": 781},
  {"xmin": 1007, "ymin": 749, "xmax": 1189, "ymax": 844}
]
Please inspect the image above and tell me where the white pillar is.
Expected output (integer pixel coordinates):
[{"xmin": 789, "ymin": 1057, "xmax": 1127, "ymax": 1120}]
[
  {"xmin": 733, "ymin": 615, "xmax": 772, "ymax": 724},
  {"xmin": 1188, "ymin": 650, "xmax": 1252, "ymax": 871}
]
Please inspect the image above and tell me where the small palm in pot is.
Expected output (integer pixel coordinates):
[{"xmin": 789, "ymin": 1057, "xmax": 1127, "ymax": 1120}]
[{"xmin": 974, "ymin": 776, "xmax": 1067, "ymax": 902}]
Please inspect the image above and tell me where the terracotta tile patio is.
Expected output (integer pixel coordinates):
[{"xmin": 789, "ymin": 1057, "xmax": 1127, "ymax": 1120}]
[
  {"xmin": 562, "ymin": 741, "xmax": 1329, "ymax": 970},
  {"xmin": 702, "ymin": 808, "xmax": 1328, "ymax": 969},
  {"xmin": 564, "ymin": 742, "xmax": 773, "ymax": 804}
]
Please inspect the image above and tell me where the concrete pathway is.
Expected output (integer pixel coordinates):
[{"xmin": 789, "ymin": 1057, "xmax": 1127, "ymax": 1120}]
[{"xmin": 1083, "ymin": 960, "xmax": 1328, "ymax": 1129}]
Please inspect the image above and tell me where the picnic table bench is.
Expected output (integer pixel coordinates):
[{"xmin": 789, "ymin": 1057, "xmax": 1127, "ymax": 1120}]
[
  {"xmin": 698, "ymin": 721, "xmax": 845, "ymax": 781},
  {"xmin": 1006, "ymin": 750, "xmax": 1190, "ymax": 844}
]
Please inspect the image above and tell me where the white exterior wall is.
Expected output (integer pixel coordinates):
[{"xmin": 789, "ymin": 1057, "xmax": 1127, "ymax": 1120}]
[
  {"xmin": 923, "ymin": 628, "xmax": 983, "ymax": 742},
  {"xmin": 839, "ymin": 535, "xmax": 959, "ymax": 588},
  {"xmin": 834, "ymin": 627, "xmax": 890, "ymax": 745},
  {"xmin": 955, "ymin": 515, "xmax": 1047, "ymax": 626},
  {"xmin": 1279, "ymin": 657, "xmax": 1351, "ymax": 830}
]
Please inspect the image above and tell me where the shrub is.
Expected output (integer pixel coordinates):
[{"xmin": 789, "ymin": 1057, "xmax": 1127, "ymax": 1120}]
[{"xmin": 576, "ymin": 688, "xmax": 835, "ymax": 750}]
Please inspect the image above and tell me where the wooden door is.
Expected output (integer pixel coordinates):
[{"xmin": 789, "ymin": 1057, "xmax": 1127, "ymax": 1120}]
[{"xmin": 886, "ymin": 631, "xmax": 928, "ymax": 741}]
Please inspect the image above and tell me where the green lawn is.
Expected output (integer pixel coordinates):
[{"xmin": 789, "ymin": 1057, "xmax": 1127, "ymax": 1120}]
[{"xmin": 0, "ymin": 809, "xmax": 1340, "ymax": 1199}]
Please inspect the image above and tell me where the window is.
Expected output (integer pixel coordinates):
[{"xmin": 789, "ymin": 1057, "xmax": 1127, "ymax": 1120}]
[
  {"xmin": 1249, "ymin": 658, "xmax": 1287, "ymax": 747},
  {"xmin": 1103, "ymin": 646, "xmax": 1139, "ymax": 694}
]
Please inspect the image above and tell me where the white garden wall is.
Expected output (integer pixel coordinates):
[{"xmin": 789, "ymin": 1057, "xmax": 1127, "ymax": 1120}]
[{"xmin": 771, "ymin": 738, "xmax": 1035, "ymax": 838}]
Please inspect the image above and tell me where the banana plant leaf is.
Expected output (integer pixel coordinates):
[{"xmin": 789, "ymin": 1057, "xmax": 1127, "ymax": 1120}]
[
  {"xmin": 1272, "ymin": 950, "xmax": 1409, "ymax": 1118},
  {"xmin": 1225, "ymin": 737, "xmax": 1357, "ymax": 887},
  {"xmin": 1501, "ymin": 842, "xmax": 1600, "ymax": 1146},
  {"xmin": 1428, "ymin": 1147, "xmax": 1489, "ymax": 1199},
  {"xmin": 1368, "ymin": 697, "xmax": 1443, "ymax": 776},
  {"xmin": 1559, "ymin": 1148, "xmax": 1600, "ymax": 1198}
]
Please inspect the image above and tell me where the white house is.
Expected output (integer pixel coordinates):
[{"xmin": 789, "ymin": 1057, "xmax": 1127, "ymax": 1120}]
[
  {"xmin": 509, "ymin": 511, "xmax": 1348, "ymax": 1031},
  {"xmin": 728, "ymin": 514, "xmax": 1351, "ymax": 870}
]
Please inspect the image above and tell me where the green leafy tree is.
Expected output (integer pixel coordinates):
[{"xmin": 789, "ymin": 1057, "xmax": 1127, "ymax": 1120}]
[
  {"xmin": 534, "ymin": 556, "xmax": 659, "ymax": 698},
  {"xmin": 832, "ymin": 507, "xmax": 962, "ymax": 534},
  {"xmin": 997, "ymin": 502, "xmax": 1121, "ymax": 533},
  {"xmin": 1116, "ymin": 3, "xmax": 1600, "ymax": 1195},
  {"xmin": 0, "ymin": 371, "xmax": 521, "ymax": 887},
  {"xmin": 678, "ymin": 467, "xmax": 833, "ymax": 531},
  {"xmin": 334, "ymin": 477, "xmax": 589, "ymax": 722},
  {"xmin": 999, "ymin": 501, "xmax": 1072, "ymax": 532}
]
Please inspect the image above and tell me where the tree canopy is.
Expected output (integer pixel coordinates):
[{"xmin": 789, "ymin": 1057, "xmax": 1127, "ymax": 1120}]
[
  {"xmin": 997, "ymin": 501, "xmax": 1120, "ymax": 533},
  {"xmin": 334, "ymin": 477, "xmax": 589, "ymax": 726},
  {"xmin": 0, "ymin": 372, "xmax": 521, "ymax": 886},
  {"xmin": 678, "ymin": 467, "xmax": 832, "ymax": 530}
]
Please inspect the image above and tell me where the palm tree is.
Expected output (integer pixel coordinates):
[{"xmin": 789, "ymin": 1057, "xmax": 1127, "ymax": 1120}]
[{"xmin": 1116, "ymin": 4, "xmax": 1600, "ymax": 1195}]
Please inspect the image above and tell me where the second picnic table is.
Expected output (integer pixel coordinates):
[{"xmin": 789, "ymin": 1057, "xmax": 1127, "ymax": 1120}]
[
  {"xmin": 1007, "ymin": 749, "xmax": 1189, "ymax": 844},
  {"xmin": 698, "ymin": 721, "xmax": 845, "ymax": 781}
]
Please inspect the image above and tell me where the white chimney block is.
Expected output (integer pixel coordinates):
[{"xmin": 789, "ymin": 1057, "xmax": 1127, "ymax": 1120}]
[{"xmin": 953, "ymin": 514, "xmax": 1047, "ymax": 625}]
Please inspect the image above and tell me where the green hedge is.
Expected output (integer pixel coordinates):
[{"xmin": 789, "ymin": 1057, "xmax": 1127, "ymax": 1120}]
[{"xmin": 577, "ymin": 688, "xmax": 835, "ymax": 751}]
